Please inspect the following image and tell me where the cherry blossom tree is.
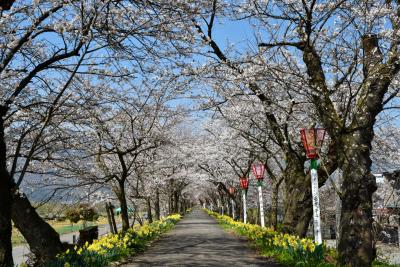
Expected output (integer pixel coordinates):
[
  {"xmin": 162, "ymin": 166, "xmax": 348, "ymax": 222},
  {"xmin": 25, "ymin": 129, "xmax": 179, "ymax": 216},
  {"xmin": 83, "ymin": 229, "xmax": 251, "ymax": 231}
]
[{"xmin": 0, "ymin": 0, "xmax": 200, "ymax": 264}]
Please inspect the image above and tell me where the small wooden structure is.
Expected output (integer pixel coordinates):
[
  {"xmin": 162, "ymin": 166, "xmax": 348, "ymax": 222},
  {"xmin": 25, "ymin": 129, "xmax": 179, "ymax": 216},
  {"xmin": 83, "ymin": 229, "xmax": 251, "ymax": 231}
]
[{"xmin": 78, "ymin": 226, "xmax": 98, "ymax": 246}]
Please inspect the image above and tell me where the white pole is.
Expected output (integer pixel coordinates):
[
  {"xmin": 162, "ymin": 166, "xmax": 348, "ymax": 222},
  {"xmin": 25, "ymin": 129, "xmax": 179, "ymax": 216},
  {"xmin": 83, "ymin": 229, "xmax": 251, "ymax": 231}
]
[
  {"xmin": 311, "ymin": 168, "xmax": 322, "ymax": 244},
  {"xmin": 258, "ymin": 184, "xmax": 265, "ymax": 227},
  {"xmin": 231, "ymin": 199, "xmax": 235, "ymax": 219},
  {"xmin": 335, "ymin": 169, "xmax": 342, "ymax": 249},
  {"xmin": 217, "ymin": 199, "xmax": 220, "ymax": 214},
  {"xmin": 243, "ymin": 193, "xmax": 247, "ymax": 224}
]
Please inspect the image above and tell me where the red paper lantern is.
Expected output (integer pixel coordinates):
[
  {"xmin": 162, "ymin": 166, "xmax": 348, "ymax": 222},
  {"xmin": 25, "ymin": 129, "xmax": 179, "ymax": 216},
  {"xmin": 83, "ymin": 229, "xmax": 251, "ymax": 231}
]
[
  {"xmin": 239, "ymin": 177, "xmax": 249, "ymax": 190},
  {"xmin": 228, "ymin": 187, "xmax": 236, "ymax": 195},
  {"xmin": 251, "ymin": 163, "xmax": 266, "ymax": 180},
  {"xmin": 300, "ymin": 128, "xmax": 326, "ymax": 159}
]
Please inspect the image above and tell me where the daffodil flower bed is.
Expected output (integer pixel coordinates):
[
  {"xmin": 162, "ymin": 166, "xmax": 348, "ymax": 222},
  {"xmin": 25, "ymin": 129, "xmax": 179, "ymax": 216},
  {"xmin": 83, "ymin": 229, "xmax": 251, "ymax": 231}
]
[
  {"xmin": 46, "ymin": 214, "xmax": 181, "ymax": 267},
  {"xmin": 206, "ymin": 210, "xmax": 333, "ymax": 267}
]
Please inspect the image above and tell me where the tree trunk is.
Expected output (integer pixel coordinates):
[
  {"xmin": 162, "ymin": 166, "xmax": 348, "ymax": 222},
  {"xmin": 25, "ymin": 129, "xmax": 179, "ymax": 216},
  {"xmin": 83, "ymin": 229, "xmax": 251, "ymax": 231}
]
[
  {"xmin": 168, "ymin": 192, "xmax": 171, "ymax": 214},
  {"xmin": 0, "ymin": 114, "xmax": 13, "ymax": 267},
  {"xmin": 270, "ymin": 183, "xmax": 279, "ymax": 230},
  {"xmin": 282, "ymin": 155, "xmax": 313, "ymax": 237},
  {"xmin": 338, "ymin": 132, "xmax": 377, "ymax": 266},
  {"xmin": 11, "ymin": 192, "xmax": 64, "ymax": 264},
  {"xmin": 227, "ymin": 198, "xmax": 232, "ymax": 217},
  {"xmin": 147, "ymin": 197, "xmax": 153, "ymax": 223},
  {"xmin": 116, "ymin": 181, "xmax": 129, "ymax": 232},
  {"xmin": 174, "ymin": 192, "xmax": 179, "ymax": 213},
  {"xmin": 155, "ymin": 189, "xmax": 160, "ymax": 220}
]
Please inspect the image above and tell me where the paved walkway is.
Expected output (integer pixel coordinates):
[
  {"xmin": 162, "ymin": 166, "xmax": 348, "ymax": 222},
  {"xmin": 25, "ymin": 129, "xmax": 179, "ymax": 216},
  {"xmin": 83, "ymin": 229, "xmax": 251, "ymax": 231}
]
[{"xmin": 122, "ymin": 209, "xmax": 281, "ymax": 267}]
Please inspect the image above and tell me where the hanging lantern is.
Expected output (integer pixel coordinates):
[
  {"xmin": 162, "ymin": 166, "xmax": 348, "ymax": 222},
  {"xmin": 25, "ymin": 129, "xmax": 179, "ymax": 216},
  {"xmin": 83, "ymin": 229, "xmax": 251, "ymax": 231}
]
[
  {"xmin": 239, "ymin": 177, "xmax": 249, "ymax": 190},
  {"xmin": 251, "ymin": 163, "xmax": 266, "ymax": 181},
  {"xmin": 300, "ymin": 128, "xmax": 326, "ymax": 159},
  {"xmin": 228, "ymin": 186, "xmax": 236, "ymax": 195}
]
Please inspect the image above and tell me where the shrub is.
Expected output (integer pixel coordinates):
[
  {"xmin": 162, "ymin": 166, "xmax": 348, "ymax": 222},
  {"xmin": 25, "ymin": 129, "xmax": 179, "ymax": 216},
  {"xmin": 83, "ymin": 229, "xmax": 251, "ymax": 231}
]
[{"xmin": 65, "ymin": 209, "xmax": 81, "ymax": 224}]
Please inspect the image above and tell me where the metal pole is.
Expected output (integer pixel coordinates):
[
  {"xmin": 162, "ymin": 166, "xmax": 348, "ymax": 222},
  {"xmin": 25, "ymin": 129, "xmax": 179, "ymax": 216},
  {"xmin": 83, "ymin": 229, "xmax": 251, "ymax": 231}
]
[
  {"xmin": 311, "ymin": 159, "xmax": 322, "ymax": 244},
  {"xmin": 242, "ymin": 192, "xmax": 247, "ymax": 224},
  {"xmin": 231, "ymin": 199, "xmax": 235, "ymax": 219},
  {"xmin": 258, "ymin": 181, "xmax": 265, "ymax": 227}
]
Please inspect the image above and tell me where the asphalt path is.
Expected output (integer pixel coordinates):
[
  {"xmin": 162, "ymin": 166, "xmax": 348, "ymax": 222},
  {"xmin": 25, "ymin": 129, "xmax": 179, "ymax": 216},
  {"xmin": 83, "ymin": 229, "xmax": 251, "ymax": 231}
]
[{"xmin": 122, "ymin": 209, "xmax": 281, "ymax": 267}]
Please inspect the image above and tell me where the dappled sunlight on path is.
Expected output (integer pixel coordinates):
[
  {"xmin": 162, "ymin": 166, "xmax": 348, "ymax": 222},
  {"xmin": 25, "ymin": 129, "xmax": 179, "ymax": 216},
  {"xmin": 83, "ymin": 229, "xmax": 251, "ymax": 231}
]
[{"xmin": 122, "ymin": 209, "xmax": 281, "ymax": 267}]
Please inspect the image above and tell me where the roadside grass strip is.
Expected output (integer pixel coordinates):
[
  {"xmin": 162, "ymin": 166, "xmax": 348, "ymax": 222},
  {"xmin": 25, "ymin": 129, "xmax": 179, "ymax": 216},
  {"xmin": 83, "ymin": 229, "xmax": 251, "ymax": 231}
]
[
  {"xmin": 46, "ymin": 214, "xmax": 181, "ymax": 267},
  {"xmin": 206, "ymin": 210, "xmax": 399, "ymax": 267}
]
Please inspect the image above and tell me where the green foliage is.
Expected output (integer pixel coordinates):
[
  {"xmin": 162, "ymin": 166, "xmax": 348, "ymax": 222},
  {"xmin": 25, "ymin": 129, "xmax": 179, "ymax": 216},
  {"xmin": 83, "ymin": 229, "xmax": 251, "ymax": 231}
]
[
  {"xmin": 373, "ymin": 261, "xmax": 400, "ymax": 267},
  {"xmin": 65, "ymin": 205, "xmax": 99, "ymax": 225},
  {"xmin": 78, "ymin": 204, "xmax": 98, "ymax": 222},
  {"xmin": 65, "ymin": 209, "xmax": 80, "ymax": 224}
]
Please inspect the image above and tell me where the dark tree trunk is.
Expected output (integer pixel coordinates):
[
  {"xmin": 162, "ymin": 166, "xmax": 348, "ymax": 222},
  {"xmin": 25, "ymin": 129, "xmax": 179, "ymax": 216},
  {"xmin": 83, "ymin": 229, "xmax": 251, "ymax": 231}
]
[
  {"xmin": 174, "ymin": 192, "xmax": 179, "ymax": 213},
  {"xmin": 282, "ymin": 155, "xmax": 313, "ymax": 237},
  {"xmin": 168, "ymin": 192, "xmax": 173, "ymax": 214},
  {"xmin": 116, "ymin": 181, "xmax": 129, "ymax": 232},
  {"xmin": 0, "ymin": 0, "xmax": 16, "ymax": 10},
  {"xmin": 180, "ymin": 200, "xmax": 185, "ymax": 213},
  {"xmin": 232, "ymin": 198, "xmax": 239, "ymax": 220},
  {"xmin": 147, "ymin": 197, "xmax": 153, "ymax": 223},
  {"xmin": 220, "ymin": 194, "xmax": 224, "ymax": 215},
  {"xmin": 227, "ymin": 198, "xmax": 232, "ymax": 217},
  {"xmin": 0, "ymin": 114, "xmax": 13, "ymax": 267},
  {"xmin": 270, "ymin": 183, "xmax": 280, "ymax": 230},
  {"xmin": 338, "ymin": 132, "xmax": 377, "ymax": 266},
  {"xmin": 239, "ymin": 196, "xmax": 243, "ymax": 222},
  {"xmin": 11, "ymin": 192, "xmax": 64, "ymax": 264},
  {"xmin": 155, "ymin": 189, "xmax": 160, "ymax": 220}
]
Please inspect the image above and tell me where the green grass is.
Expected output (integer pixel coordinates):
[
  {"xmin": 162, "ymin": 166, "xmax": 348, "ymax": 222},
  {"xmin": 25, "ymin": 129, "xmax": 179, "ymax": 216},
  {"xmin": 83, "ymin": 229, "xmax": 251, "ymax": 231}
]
[{"xmin": 12, "ymin": 216, "xmax": 114, "ymax": 246}]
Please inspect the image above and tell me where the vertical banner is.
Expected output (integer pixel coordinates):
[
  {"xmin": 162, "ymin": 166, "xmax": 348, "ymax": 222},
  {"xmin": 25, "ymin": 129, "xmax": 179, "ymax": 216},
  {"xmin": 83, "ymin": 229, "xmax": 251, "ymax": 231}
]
[
  {"xmin": 311, "ymin": 168, "xmax": 322, "ymax": 244},
  {"xmin": 258, "ymin": 184, "xmax": 265, "ymax": 227},
  {"xmin": 242, "ymin": 192, "xmax": 247, "ymax": 224}
]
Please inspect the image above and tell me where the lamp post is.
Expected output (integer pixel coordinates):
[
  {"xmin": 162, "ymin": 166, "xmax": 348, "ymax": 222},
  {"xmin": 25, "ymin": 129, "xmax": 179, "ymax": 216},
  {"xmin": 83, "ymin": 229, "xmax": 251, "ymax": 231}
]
[
  {"xmin": 252, "ymin": 163, "xmax": 266, "ymax": 228},
  {"xmin": 228, "ymin": 186, "xmax": 236, "ymax": 219},
  {"xmin": 239, "ymin": 177, "xmax": 249, "ymax": 224},
  {"xmin": 300, "ymin": 128, "xmax": 326, "ymax": 245}
]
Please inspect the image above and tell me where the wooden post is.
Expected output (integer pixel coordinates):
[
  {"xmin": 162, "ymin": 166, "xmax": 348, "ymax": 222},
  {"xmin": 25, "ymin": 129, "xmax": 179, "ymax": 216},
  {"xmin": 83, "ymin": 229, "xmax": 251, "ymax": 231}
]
[
  {"xmin": 108, "ymin": 202, "xmax": 118, "ymax": 234},
  {"xmin": 105, "ymin": 202, "xmax": 115, "ymax": 234}
]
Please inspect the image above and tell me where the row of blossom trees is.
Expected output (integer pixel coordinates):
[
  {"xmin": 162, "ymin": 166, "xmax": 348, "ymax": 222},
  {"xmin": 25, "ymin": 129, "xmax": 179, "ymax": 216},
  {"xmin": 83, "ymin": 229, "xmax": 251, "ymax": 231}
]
[
  {"xmin": 0, "ymin": 0, "xmax": 199, "ymax": 265},
  {"xmin": 181, "ymin": 1, "xmax": 400, "ymax": 266},
  {"xmin": 1, "ymin": 1, "xmax": 400, "ymax": 267}
]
